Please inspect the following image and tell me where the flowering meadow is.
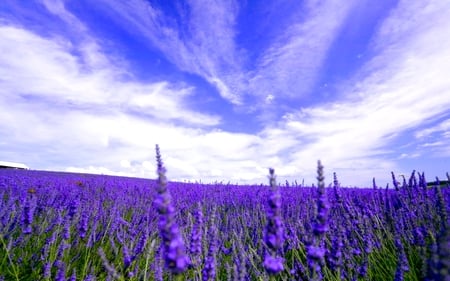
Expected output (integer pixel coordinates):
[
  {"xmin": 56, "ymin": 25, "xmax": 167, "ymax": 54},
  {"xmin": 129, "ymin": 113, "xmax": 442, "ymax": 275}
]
[{"xmin": 0, "ymin": 148, "xmax": 449, "ymax": 280}]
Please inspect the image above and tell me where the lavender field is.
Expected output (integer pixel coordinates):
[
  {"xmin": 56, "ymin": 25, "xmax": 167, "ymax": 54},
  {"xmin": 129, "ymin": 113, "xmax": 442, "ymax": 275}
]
[{"xmin": 0, "ymin": 149, "xmax": 449, "ymax": 280}]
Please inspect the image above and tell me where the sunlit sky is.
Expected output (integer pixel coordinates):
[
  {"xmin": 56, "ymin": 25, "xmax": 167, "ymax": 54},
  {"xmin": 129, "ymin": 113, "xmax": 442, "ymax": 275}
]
[{"xmin": 1, "ymin": 0, "xmax": 449, "ymax": 187}]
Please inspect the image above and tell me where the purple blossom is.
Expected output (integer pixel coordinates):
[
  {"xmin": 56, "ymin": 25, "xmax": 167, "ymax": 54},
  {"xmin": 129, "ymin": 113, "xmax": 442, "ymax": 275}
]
[
  {"xmin": 153, "ymin": 250, "xmax": 163, "ymax": 281},
  {"xmin": 426, "ymin": 219, "xmax": 450, "ymax": 281},
  {"xmin": 307, "ymin": 245, "xmax": 326, "ymax": 260},
  {"xmin": 153, "ymin": 145, "xmax": 190, "ymax": 275},
  {"xmin": 68, "ymin": 198, "xmax": 79, "ymax": 220},
  {"xmin": 307, "ymin": 160, "xmax": 329, "ymax": 280},
  {"xmin": 327, "ymin": 233, "xmax": 343, "ymax": 272},
  {"xmin": 78, "ymin": 210, "xmax": 89, "ymax": 239},
  {"xmin": 263, "ymin": 168, "xmax": 285, "ymax": 275},
  {"xmin": 122, "ymin": 244, "xmax": 132, "ymax": 269},
  {"xmin": 203, "ymin": 208, "xmax": 218, "ymax": 280},
  {"xmin": 392, "ymin": 171, "xmax": 400, "ymax": 191},
  {"xmin": 263, "ymin": 255, "xmax": 284, "ymax": 275},
  {"xmin": 55, "ymin": 260, "xmax": 66, "ymax": 281},
  {"xmin": 190, "ymin": 203, "xmax": 203, "ymax": 266},
  {"xmin": 132, "ymin": 230, "xmax": 148, "ymax": 261},
  {"xmin": 43, "ymin": 262, "xmax": 52, "ymax": 279},
  {"xmin": 21, "ymin": 192, "xmax": 37, "ymax": 234},
  {"xmin": 233, "ymin": 239, "xmax": 247, "ymax": 281},
  {"xmin": 63, "ymin": 218, "xmax": 71, "ymax": 240}
]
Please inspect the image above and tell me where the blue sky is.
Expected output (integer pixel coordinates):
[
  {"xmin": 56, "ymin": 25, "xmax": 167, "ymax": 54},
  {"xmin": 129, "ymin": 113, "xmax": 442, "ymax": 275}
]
[{"xmin": 1, "ymin": 0, "xmax": 449, "ymax": 187}]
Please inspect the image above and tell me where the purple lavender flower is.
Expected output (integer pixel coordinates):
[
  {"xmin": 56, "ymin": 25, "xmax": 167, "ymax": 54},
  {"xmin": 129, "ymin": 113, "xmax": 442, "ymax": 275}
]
[
  {"xmin": 133, "ymin": 230, "xmax": 148, "ymax": 260},
  {"xmin": 63, "ymin": 218, "xmax": 71, "ymax": 240},
  {"xmin": 122, "ymin": 244, "xmax": 132, "ymax": 269},
  {"xmin": 263, "ymin": 168, "xmax": 284, "ymax": 275},
  {"xmin": 313, "ymin": 161, "xmax": 330, "ymax": 237},
  {"xmin": 153, "ymin": 144, "xmax": 190, "ymax": 275},
  {"xmin": 21, "ymin": 192, "xmax": 37, "ymax": 234},
  {"xmin": 307, "ymin": 160, "xmax": 329, "ymax": 280},
  {"xmin": 426, "ymin": 218, "xmax": 450, "ymax": 281},
  {"xmin": 419, "ymin": 172, "xmax": 427, "ymax": 189},
  {"xmin": 263, "ymin": 255, "xmax": 284, "ymax": 275},
  {"xmin": 392, "ymin": 171, "xmax": 400, "ymax": 191},
  {"xmin": 394, "ymin": 237, "xmax": 409, "ymax": 281},
  {"xmin": 327, "ymin": 232, "xmax": 343, "ymax": 273},
  {"xmin": 78, "ymin": 210, "xmax": 89, "ymax": 239},
  {"xmin": 43, "ymin": 262, "xmax": 52, "ymax": 279},
  {"xmin": 190, "ymin": 203, "xmax": 203, "ymax": 267},
  {"xmin": 55, "ymin": 260, "xmax": 66, "ymax": 281},
  {"xmin": 233, "ymin": 238, "xmax": 247, "ymax": 281},
  {"xmin": 434, "ymin": 178, "xmax": 448, "ymax": 231},
  {"xmin": 153, "ymin": 249, "xmax": 164, "ymax": 281},
  {"xmin": 202, "ymin": 208, "xmax": 218, "ymax": 281},
  {"xmin": 68, "ymin": 198, "xmax": 79, "ymax": 220}
]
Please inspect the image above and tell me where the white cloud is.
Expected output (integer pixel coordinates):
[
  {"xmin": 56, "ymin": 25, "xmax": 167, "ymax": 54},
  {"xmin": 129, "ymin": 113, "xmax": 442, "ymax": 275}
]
[
  {"xmin": 415, "ymin": 119, "xmax": 450, "ymax": 139},
  {"xmin": 0, "ymin": 24, "xmax": 220, "ymax": 126},
  {"xmin": 120, "ymin": 159, "xmax": 131, "ymax": 168},
  {"xmin": 92, "ymin": 0, "xmax": 244, "ymax": 104},
  {"xmin": 398, "ymin": 153, "xmax": 420, "ymax": 159},
  {"xmin": 253, "ymin": 0, "xmax": 450, "ymax": 185},
  {"xmin": 89, "ymin": 0, "xmax": 358, "ymax": 107},
  {"xmin": 247, "ymin": 0, "xmax": 356, "ymax": 100}
]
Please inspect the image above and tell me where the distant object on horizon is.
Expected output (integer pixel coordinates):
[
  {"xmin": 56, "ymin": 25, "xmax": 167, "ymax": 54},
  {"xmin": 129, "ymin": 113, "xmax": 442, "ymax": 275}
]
[
  {"xmin": 427, "ymin": 179, "xmax": 450, "ymax": 187},
  {"xmin": 0, "ymin": 161, "xmax": 29, "ymax": 169}
]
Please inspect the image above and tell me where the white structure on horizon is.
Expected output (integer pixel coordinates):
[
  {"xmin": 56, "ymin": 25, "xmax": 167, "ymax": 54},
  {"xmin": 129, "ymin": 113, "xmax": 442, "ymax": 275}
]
[{"xmin": 0, "ymin": 161, "xmax": 29, "ymax": 169}]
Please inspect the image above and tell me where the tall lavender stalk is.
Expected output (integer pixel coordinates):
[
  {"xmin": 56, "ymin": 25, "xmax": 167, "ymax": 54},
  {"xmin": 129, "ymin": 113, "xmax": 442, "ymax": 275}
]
[
  {"xmin": 21, "ymin": 191, "xmax": 37, "ymax": 235},
  {"xmin": 190, "ymin": 203, "xmax": 203, "ymax": 267},
  {"xmin": 153, "ymin": 144, "xmax": 190, "ymax": 275},
  {"xmin": 263, "ymin": 168, "xmax": 285, "ymax": 275},
  {"xmin": 426, "ymin": 179, "xmax": 450, "ymax": 281},
  {"xmin": 307, "ymin": 160, "xmax": 329, "ymax": 281},
  {"xmin": 202, "ymin": 208, "xmax": 218, "ymax": 281}
]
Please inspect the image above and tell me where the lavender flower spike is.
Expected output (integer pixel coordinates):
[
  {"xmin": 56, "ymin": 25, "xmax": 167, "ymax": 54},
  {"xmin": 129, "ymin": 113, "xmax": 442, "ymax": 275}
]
[
  {"xmin": 21, "ymin": 191, "xmax": 37, "ymax": 235},
  {"xmin": 202, "ymin": 208, "xmax": 218, "ymax": 281},
  {"xmin": 307, "ymin": 160, "xmax": 329, "ymax": 281},
  {"xmin": 154, "ymin": 144, "xmax": 190, "ymax": 275},
  {"xmin": 190, "ymin": 203, "xmax": 203, "ymax": 267},
  {"xmin": 263, "ymin": 168, "xmax": 285, "ymax": 275}
]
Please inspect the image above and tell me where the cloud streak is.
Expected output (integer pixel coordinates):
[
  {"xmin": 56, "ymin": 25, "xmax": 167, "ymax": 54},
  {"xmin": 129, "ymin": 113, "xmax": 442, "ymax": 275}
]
[
  {"xmin": 92, "ymin": 0, "xmax": 244, "ymax": 104},
  {"xmin": 0, "ymin": 23, "xmax": 220, "ymax": 126},
  {"xmin": 90, "ymin": 0, "xmax": 358, "ymax": 109},
  {"xmin": 257, "ymin": 0, "xmax": 450, "ymax": 185},
  {"xmin": 248, "ymin": 0, "xmax": 356, "ymax": 101}
]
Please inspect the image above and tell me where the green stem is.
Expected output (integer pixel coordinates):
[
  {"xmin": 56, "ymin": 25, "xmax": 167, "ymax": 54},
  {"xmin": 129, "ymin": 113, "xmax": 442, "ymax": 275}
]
[{"xmin": 0, "ymin": 234, "xmax": 20, "ymax": 281}]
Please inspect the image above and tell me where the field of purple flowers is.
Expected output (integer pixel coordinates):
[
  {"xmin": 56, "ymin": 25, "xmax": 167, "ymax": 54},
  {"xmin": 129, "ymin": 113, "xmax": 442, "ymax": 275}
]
[{"xmin": 0, "ymin": 147, "xmax": 449, "ymax": 280}]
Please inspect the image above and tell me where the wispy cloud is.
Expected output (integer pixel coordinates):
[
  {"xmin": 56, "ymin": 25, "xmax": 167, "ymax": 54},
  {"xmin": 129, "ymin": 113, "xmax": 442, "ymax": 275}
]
[
  {"xmin": 0, "ymin": 23, "xmax": 220, "ymax": 126},
  {"xmin": 248, "ymin": 0, "xmax": 356, "ymax": 101},
  {"xmin": 92, "ymin": 0, "xmax": 244, "ymax": 104},
  {"xmin": 0, "ymin": 19, "xmax": 224, "ymax": 173},
  {"xmin": 89, "ymin": 0, "xmax": 358, "ymax": 109},
  {"xmin": 42, "ymin": 1, "xmax": 352, "ymax": 137},
  {"xmin": 256, "ymin": 0, "xmax": 450, "ymax": 185},
  {"xmin": 415, "ymin": 119, "xmax": 450, "ymax": 139},
  {"xmin": 415, "ymin": 118, "xmax": 450, "ymax": 156}
]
